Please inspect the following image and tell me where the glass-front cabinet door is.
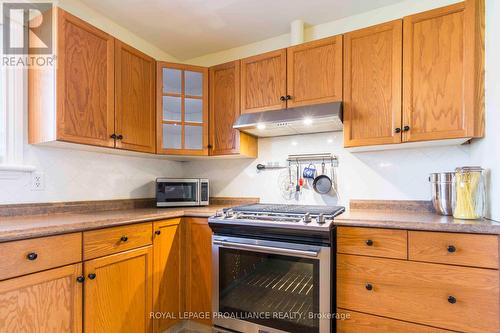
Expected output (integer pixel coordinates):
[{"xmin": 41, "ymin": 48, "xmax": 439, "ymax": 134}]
[{"xmin": 157, "ymin": 62, "xmax": 209, "ymax": 155}]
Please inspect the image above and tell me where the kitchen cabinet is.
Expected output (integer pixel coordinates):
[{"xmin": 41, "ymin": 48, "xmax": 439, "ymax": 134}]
[
  {"xmin": 240, "ymin": 49, "xmax": 287, "ymax": 114},
  {"xmin": 29, "ymin": 8, "xmax": 156, "ymax": 154},
  {"xmin": 402, "ymin": 1, "xmax": 484, "ymax": 142},
  {"xmin": 156, "ymin": 62, "xmax": 209, "ymax": 155},
  {"xmin": 209, "ymin": 61, "xmax": 257, "ymax": 157},
  {"xmin": 84, "ymin": 246, "xmax": 153, "ymax": 333},
  {"xmin": 115, "ymin": 40, "xmax": 156, "ymax": 153},
  {"xmin": 287, "ymin": 35, "xmax": 343, "ymax": 108},
  {"xmin": 153, "ymin": 219, "xmax": 183, "ymax": 332},
  {"xmin": 184, "ymin": 217, "xmax": 212, "ymax": 325},
  {"xmin": 343, "ymin": 21, "xmax": 403, "ymax": 147},
  {"xmin": 0, "ymin": 263, "xmax": 83, "ymax": 332}
]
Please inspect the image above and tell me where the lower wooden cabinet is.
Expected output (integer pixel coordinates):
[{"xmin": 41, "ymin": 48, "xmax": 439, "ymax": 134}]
[
  {"xmin": 84, "ymin": 246, "xmax": 153, "ymax": 333},
  {"xmin": 0, "ymin": 263, "xmax": 83, "ymax": 333},
  {"xmin": 153, "ymin": 218, "xmax": 183, "ymax": 332}
]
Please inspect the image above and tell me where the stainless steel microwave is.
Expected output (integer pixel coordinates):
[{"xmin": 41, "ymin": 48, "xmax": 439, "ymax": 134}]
[{"xmin": 156, "ymin": 178, "xmax": 209, "ymax": 207}]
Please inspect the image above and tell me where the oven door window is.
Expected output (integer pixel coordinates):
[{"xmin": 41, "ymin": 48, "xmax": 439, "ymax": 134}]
[
  {"xmin": 157, "ymin": 182, "xmax": 198, "ymax": 202},
  {"xmin": 219, "ymin": 248, "xmax": 320, "ymax": 333}
]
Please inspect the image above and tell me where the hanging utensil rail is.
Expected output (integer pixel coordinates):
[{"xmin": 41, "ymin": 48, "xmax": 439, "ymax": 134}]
[{"xmin": 286, "ymin": 153, "xmax": 339, "ymax": 166}]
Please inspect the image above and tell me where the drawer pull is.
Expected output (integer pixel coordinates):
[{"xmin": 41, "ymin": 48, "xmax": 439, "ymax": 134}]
[
  {"xmin": 365, "ymin": 283, "xmax": 373, "ymax": 291},
  {"xmin": 26, "ymin": 252, "xmax": 38, "ymax": 261},
  {"xmin": 120, "ymin": 236, "xmax": 129, "ymax": 242},
  {"xmin": 88, "ymin": 273, "xmax": 96, "ymax": 280},
  {"xmin": 155, "ymin": 230, "xmax": 161, "ymax": 236},
  {"xmin": 365, "ymin": 239, "xmax": 374, "ymax": 246},
  {"xmin": 447, "ymin": 245, "xmax": 456, "ymax": 253},
  {"xmin": 448, "ymin": 295, "xmax": 457, "ymax": 304},
  {"xmin": 76, "ymin": 276, "xmax": 85, "ymax": 283}
]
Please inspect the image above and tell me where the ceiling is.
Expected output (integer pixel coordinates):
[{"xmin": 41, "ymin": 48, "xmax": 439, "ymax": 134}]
[{"xmin": 79, "ymin": 0, "xmax": 405, "ymax": 60}]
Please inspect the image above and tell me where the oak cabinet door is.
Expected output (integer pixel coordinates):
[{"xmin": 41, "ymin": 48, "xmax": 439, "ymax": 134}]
[
  {"xmin": 84, "ymin": 247, "xmax": 153, "ymax": 333},
  {"xmin": 157, "ymin": 62, "xmax": 209, "ymax": 155},
  {"xmin": 152, "ymin": 219, "xmax": 183, "ymax": 332},
  {"xmin": 343, "ymin": 21, "xmax": 403, "ymax": 147},
  {"xmin": 185, "ymin": 218, "xmax": 212, "ymax": 326},
  {"xmin": 209, "ymin": 61, "xmax": 258, "ymax": 157},
  {"xmin": 115, "ymin": 40, "xmax": 156, "ymax": 153},
  {"xmin": 57, "ymin": 10, "xmax": 115, "ymax": 147},
  {"xmin": 287, "ymin": 35, "xmax": 343, "ymax": 108},
  {"xmin": 0, "ymin": 263, "xmax": 83, "ymax": 333},
  {"xmin": 402, "ymin": 2, "xmax": 483, "ymax": 142},
  {"xmin": 240, "ymin": 49, "xmax": 287, "ymax": 114}
]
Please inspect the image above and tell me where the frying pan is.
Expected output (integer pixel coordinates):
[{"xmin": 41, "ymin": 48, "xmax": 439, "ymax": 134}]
[{"xmin": 313, "ymin": 162, "xmax": 332, "ymax": 194}]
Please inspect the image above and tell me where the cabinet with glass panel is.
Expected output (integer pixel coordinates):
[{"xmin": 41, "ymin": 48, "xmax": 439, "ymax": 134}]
[{"xmin": 156, "ymin": 62, "xmax": 209, "ymax": 155}]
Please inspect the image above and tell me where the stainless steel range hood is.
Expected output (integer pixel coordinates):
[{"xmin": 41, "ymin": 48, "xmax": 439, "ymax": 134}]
[{"xmin": 233, "ymin": 102, "xmax": 343, "ymax": 137}]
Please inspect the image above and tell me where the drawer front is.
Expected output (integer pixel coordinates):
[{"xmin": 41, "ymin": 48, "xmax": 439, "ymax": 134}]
[
  {"xmin": 83, "ymin": 223, "xmax": 152, "ymax": 260},
  {"xmin": 337, "ymin": 227, "xmax": 407, "ymax": 259},
  {"xmin": 337, "ymin": 254, "xmax": 499, "ymax": 333},
  {"xmin": 337, "ymin": 309, "xmax": 453, "ymax": 333},
  {"xmin": 0, "ymin": 233, "xmax": 82, "ymax": 281},
  {"xmin": 409, "ymin": 231, "xmax": 499, "ymax": 269}
]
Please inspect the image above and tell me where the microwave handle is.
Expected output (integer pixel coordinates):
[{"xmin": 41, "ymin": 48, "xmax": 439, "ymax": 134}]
[{"xmin": 213, "ymin": 240, "xmax": 319, "ymax": 258}]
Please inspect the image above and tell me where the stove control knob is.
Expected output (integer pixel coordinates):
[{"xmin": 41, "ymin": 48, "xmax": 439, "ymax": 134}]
[
  {"xmin": 303, "ymin": 213, "xmax": 312, "ymax": 223},
  {"xmin": 215, "ymin": 210, "xmax": 223, "ymax": 218},
  {"xmin": 317, "ymin": 213, "xmax": 326, "ymax": 224}
]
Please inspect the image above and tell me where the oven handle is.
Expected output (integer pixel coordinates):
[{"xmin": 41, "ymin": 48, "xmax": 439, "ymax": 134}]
[{"xmin": 213, "ymin": 240, "xmax": 320, "ymax": 258}]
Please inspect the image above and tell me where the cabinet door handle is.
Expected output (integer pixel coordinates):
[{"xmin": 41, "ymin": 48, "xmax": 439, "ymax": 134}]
[
  {"xmin": 403, "ymin": 125, "xmax": 410, "ymax": 132},
  {"xmin": 26, "ymin": 252, "xmax": 38, "ymax": 261},
  {"xmin": 395, "ymin": 128, "xmax": 401, "ymax": 133},
  {"xmin": 280, "ymin": 96, "xmax": 286, "ymax": 101},
  {"xmin": 448, "ymin": 295, "xmax": 457, "ymax": 304},
  {"xmin": 286, "ymin": 95, "xmax": 292, "ymax": 100},
  {"xmin": 110, "ymin": 133, "xmax": 117, "ymax": 139},
  {"xmin": 120, "ymin": 236, "xmax": 128, "ymax": 242},
  {"xmin": 365, "ymin": 239, "xmax": 374, "ymax": 246},
  {"xmin": 76, "ymin": 276, "xmax": 85, "ymax": 283},
  {"xmin": 365, "ymin": 283, "xmax": 373, "ymax": 291},
  {"xmin": 155, "ymin": 230, "xmax": 161, "ymax": 236},
  {"xmin": 88, "ymin": 273, "xmax": 96, "ymax": 280},
  {"xmin": 447, "ymin": 245, "xmax": 457, "ymax": 253},
  {"xmin": 116, "ymin": 134, "xmax": 123, "ymax": 140}
]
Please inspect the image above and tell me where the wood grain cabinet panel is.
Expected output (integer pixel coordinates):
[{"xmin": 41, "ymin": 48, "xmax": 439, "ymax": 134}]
[
  {"xmin": 55, "ymin": 9, "xmax": 115, "ymax": 147},
  {"xmin": 0, "ymin": 263, "xmax": 82, "ymax": 333},
  {"xmin": 337, "ymin": 254, "xmax": 499, "ymax": 333},
  {"xmin": 337, "ymin": 227, "xmax": 407, "ymax": 259},
  {"xmin": 402, "ymin": 1, "xmax": 484, "ymax": 142},
  {"xmin": 152, "ymin": 219, "xmax": 183, "ymax": 332},
  {"xmin": 83, "ymin": 223, "xmax": 152, "ymax": 260},
  {"xmin": 209, "ymin": 61, "xmax": 257, "ymax": 157},
  {"xmin": 343, "ymin": 21, "xmax": 403, "ymax": 147},
  {"xmin": 0, "ymin": 233, "xmax": 82, "ymax": 281},
  {"xmin": 84, "ymin": 246, "xmax": 153, "ymax": 333},
  {"xmin": 408, "ymin": 231, "xmax": 499, "ymax": 269},
  {"xmin": 287, "ymin": 35, "xmax": 343, "ymax": 108},
  {"xmin": 184, "ymin": 218, "xmax": 212, "ymax": 325},
  {"xmin": 337, "ymin": 309, "xmax": 454, "ymax": 333},
  {"xmin": 115, "ymin": 40, "xmax": 156, "ymax": 153},
  {"xmin": 240, "ymin": 49, "xmax": 287, "ymax": 113}
]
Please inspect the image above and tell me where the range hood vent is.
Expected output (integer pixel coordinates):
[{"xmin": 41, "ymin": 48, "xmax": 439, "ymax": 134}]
[{"xmin": 233, "ymin": 102, "xmax": 343, "ymax": 137}]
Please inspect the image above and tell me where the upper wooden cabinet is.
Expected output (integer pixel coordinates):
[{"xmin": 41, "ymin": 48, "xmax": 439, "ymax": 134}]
[
  {"xmin": 156, "ymin": 62, "xmax": 209, "ymax": 155},
  {"xmin": 240, "ymin": 49, "xmax": 287, "ymax": 114},
  {"xmin": 402, "ymin": 1, "xmax": 484, "ymax": 142},
  {"xmin": 287, "ymin": 35, "xmax": 343, "ymax": 108},
  {"xmin": 209, "ymin": 61, "xmax": 257, "ymax": 157},
  {"xmin": 115, "ymin": 40, "xmax": 156, "ymax": 153},
  {"xmin": 343, "ymin": 21, "xmax": 403, "ymax": 147}
]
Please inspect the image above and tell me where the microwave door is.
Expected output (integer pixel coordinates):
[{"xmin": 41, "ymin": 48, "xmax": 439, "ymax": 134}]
[{"xmin": 156, "ymin": 180, "xmax": 199, "ymax": 207}]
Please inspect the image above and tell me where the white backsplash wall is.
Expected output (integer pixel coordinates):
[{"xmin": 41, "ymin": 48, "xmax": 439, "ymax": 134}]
[{"xmin": 183, "ymin": 133, "xmax": 471, "ymax": 206}]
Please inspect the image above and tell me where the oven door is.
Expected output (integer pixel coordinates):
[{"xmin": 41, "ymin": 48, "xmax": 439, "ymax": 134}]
[
  {"xmin": 212, "ymin": 235, "xmax": 330, "ymax": 333},
  {"xmin": 156, "ymin": 178, "xmax": 200, "ymax": 207}
]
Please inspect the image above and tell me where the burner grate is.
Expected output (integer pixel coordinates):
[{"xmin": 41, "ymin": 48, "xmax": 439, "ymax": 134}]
[{"xmin": 230, "ymin": 203, "xmax": 344, "ymax": 216}]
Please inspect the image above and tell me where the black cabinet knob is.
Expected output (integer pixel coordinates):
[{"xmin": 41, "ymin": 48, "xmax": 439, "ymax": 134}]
[
  {"xmin": 448, "ymin": 295, "xmax": 457, "ymax": 304},
  {"xmin": 120, "ymin": 236, "xmax": 128, "ymax": 242},
  {"xmin": 395, "ymin": 128, "xmax": 402, "ymax": 133},
  {"xmin": 88, "ymin": 273, "xmax": 96, "ymax": 280},
  {"xmin": 403, "ymin": 125, "xmax": 410, "ymax": 132},
  {"xmin": 76, "ymin": 276, "xmax": 85, "ymax": 283},
  {"xmin": 207, "ymin": 144, "xmax": 213, "ymax": 149},
  {"xmin": 447, "ymin": 245, "xmax": 456, "ymax": 253},
  {"xmin": 365, "ymin": 239, "xmax": 374, "ymax": 246},
  {"xmin": 116, "ymin": 134, "xmax": 123, "ymax": 140},
  {"xmin": 155, "ymin": 230, "xmax": 161, "ymax": 236},
  {"xmin": 280, "ymin": 96, "xmax": 286, "ymax": 101},
  {"xmin": 110, "ymin": 133, "xmax": 117, "ymax": 139},
  {"xmin": 365, "ymin": 283, "xmax": 373, "ymax": 291},
  {"xmin": 26, "ymin": 252, "xmax": 38, "ymax": 261},
  {"xmin": 286, "ymin": 95, "xmax": 292, "ymax": 100}
]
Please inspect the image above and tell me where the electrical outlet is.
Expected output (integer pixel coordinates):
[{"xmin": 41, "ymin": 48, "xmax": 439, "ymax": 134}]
[{"xmin": 31, "ymin": 172, "xmax": 45, "ymax": 191}]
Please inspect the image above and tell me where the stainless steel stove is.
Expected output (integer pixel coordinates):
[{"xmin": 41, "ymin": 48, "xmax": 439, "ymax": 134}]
[{"xmin": 209, "ymin": 204, "xmax": 344, "ymax": 333}]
